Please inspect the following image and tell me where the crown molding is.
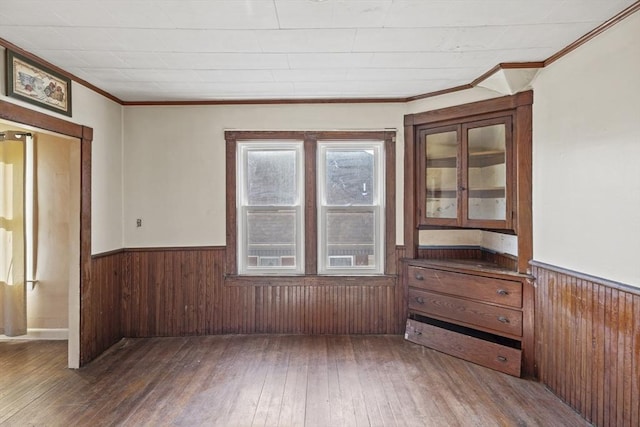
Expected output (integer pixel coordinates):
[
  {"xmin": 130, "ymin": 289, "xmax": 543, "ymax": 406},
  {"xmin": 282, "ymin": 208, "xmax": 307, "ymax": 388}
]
[
  {"xmin": 0, "ymin": 38, "xmax": 124, "ymax": 105},
  {"xmin": 543, "ymin": 1, "xmax": 640, "ymax": 67},
  {"xmin": 2, "ymin": 2, "xmax": 638, "ymax": 106},
  {"xmin": 121, "ymin": 97, "xmax": 406, "ymax": 106}
]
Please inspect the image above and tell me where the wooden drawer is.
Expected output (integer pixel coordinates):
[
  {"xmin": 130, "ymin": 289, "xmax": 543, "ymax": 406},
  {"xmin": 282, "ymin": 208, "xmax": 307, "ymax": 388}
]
[
  {"xmin": 407, "ymin": 266, "xmax": 522, "ymax": 308},
  {"xmin": 405, "ymin": 318, "xmax": 522, "ymax": 377},
  {"xmin": 408, "ymin": 288, "xmax": 522, "ymax": 337}
]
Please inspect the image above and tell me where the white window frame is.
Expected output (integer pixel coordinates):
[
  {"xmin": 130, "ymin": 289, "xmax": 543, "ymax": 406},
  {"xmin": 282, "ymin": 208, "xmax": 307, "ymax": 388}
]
[
  {"xmin": 237, "ymin": 141, "xmax": 305, "ymax": 275},
  {"xmin": 317, "ymin": 141, "xmax": 385, "ymax": 275}
]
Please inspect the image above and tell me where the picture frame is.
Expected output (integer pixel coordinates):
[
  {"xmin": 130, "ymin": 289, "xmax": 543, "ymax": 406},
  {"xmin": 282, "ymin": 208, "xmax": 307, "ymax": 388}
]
[{"xmin": 5, "ymin": 49, "xmax": 72, "ymax": 117}]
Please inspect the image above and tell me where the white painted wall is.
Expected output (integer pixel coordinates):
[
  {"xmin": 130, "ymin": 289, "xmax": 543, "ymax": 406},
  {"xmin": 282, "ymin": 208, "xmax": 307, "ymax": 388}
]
[
  {"xmin": 122, "ymin": 89, "xmax": 501, "ymax": 249},
  {"xmin": 405, "ymin": 87, "xmax": 501, "ymax": 115},
  {"xmin": 71, "ymin": 85, "xmax": 124, "ymax": 254},
  {"xmin": 0, "ymin": 47, "xmax": 124, "ymax": 254},
  {"xmin": 26, "ymin": 134, "xmax": 80, "ymax": 331},
  {"xmin": 531, "ymin": 11, "xmax": 640, "ymax": 286},
  {"xmin": 123, "ymin": 103, "xmax": 407, "ymax": 247},
  {"xmin": 0, "ymin": 47, "xmax": 123, "ymax": 366}
]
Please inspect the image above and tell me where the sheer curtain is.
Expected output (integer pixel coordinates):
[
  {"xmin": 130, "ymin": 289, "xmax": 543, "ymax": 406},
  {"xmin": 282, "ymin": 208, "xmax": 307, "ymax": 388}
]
[{"xmin": 0, "ymin": 138, "xmax": 26, "ymax": 336}]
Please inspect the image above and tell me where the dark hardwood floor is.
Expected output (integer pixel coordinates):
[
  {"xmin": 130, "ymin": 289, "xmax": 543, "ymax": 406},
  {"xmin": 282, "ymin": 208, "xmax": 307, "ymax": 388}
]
[{"xmin": 0, "ymin": 335, "xmax": 588, "ymax": 426}]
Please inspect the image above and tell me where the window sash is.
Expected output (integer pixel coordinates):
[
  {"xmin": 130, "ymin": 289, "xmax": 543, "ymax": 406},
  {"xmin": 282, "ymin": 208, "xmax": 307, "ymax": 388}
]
[
  {"xmin": 238, "ymin": 206, "xmax": 304, "ymax": 274},
  {"xmin": 317, "ymin": 141, "xmax": 384, "ymax": 275},
  {"xmin": 237, "ymin": 142, "xmax": 304, "ymax": 275},
  {"xmin": 226, "ymin": 130, "xmax": 395, "ymax": 278},
  {"xmin": 318, "ymin": 206, "xmax": 383, "ymax": 275}
]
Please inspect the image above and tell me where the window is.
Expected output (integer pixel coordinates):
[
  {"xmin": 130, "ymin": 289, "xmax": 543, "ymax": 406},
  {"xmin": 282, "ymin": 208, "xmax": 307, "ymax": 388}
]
[
  {"xmin": 317, "ymin": 142, "xmax": 384, "ymax": 275},
  {"xmin": 225, "ymin": 131, "xmax": 396, "ymax": 278},
  {"xmin": 236, "ymin": 142, "xmax": 304, "ymax": 275}
]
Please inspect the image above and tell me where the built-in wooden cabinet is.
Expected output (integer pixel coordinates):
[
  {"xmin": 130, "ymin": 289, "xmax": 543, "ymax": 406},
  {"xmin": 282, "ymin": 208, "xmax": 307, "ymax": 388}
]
[
  {"xmin": 402, "ymin": 91, "xmax": 534, "ymax": 377},
  {"xmin": 403, "ymin": 258, "xmax": 534, "ymax": 377},
  {"xmin": 404, "ymin": 91, "xmax": 533, "ymax": 270},
  {"xmin": 418, "ymin": 115, "xmax": 514, "ymax": 230}
]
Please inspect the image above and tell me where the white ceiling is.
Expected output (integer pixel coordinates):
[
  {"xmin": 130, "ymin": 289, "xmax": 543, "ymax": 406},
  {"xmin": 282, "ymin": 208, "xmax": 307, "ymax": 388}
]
[{"xmin": 0, "ymin": 0, "xmax": 635, "ymax": 102}]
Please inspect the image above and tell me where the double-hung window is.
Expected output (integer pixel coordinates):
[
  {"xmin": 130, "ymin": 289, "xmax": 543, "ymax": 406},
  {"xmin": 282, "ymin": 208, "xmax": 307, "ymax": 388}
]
[
  {"xmin": 236, "ymin": 142, "xmax": 305, "ymax": 275},
  {"xmin": 317, "ymin": 142, "xmax": 384, "ymax": 275},
  {"xmin": 226, "ymin": 130, "xmax": 395, "ymax": 278}
]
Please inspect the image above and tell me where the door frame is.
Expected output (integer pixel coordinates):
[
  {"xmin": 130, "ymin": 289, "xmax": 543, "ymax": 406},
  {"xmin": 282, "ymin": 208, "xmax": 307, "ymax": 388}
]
[{"xmin": 0, "ymin": 99, "xmax": 91, "ymax": 368}]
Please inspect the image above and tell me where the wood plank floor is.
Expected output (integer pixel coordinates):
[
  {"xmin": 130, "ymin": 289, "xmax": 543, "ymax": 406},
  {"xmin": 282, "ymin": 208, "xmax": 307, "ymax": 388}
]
[{"xmin": 0, "ymin": 335, "xmax": 588, "ymax": 426}]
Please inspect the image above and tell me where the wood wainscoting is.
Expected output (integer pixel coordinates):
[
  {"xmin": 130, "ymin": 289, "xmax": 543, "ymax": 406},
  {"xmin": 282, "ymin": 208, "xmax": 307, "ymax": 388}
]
[
  {"xmin": 121, "ymin": 247, "xmax": 225, "ymax": 337},
  {"xmin": 86, "ymin": 250, "xmax": 123, "ymax": 364},
  {"xmin": 119, "ymin": 246, "xmax": 407, "ymax": 337},
  {"xmin": 531, "ymin": 261, "xmax": 639, "ymax": 427}
]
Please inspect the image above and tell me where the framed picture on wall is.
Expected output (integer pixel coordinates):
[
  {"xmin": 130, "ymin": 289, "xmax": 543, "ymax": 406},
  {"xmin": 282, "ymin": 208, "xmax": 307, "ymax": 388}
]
[{"xmin": 5, "ymin": 49, "xmax": 72, "ymax": 117}]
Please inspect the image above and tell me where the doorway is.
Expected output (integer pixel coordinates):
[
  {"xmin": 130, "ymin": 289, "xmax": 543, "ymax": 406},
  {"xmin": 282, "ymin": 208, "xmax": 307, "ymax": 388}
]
[
  {"xmin": 0, "ymin": 99, "xmax": 92, "ymax": 369},
  {"xmin": 1, "ymin": 121, "xmax": 81, "ymax": 354}
]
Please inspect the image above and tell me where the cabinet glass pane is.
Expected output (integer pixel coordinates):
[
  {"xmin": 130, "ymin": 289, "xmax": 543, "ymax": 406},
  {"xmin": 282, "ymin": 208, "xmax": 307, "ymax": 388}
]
[
  {"xmin": 467, "ymin": 124, "xmax": 506, "ymax": 220},
  {"xmin": 425, "ymin": 131, "xmax": 457, "ymax": 218}
]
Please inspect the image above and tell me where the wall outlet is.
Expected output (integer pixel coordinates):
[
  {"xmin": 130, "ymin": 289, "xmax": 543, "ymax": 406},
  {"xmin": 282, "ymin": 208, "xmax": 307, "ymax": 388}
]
[{"xmin": 136, "ymin": 218, "xmax": 142, "ymax": 227}]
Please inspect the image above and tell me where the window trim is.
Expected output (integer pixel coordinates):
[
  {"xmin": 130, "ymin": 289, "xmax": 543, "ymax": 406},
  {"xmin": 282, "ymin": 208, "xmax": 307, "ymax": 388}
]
[{"xmin": 225, "ymin": 130, "xmax": 396, "ymax": 277}]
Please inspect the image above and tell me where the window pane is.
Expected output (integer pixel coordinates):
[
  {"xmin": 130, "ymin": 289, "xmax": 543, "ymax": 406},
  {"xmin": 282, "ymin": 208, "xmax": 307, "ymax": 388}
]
[
  {"xmin": 238, "ymin": 142, "xmax": 304, "ymax": 275},
  {"xmin": 325, "ymin": 149, "xmax": 374, "ymax": 205},
  {"xmin": 425, "ymin": 131, "xmax": 458, "ymax": 219},
  {"xmin": 247, "ymin": 150, "xmax": 297, "ymax": 205},
  {"xmin": 325, "ymin": 210, "xmax": 376, "ymax": 268},
  {"xmin": 246, "ymin": 209, "xmax": 297, "ymax": 269},
  {"xmin": 467, "ymin": 124, "xmax": 506, "ymax": 220}
]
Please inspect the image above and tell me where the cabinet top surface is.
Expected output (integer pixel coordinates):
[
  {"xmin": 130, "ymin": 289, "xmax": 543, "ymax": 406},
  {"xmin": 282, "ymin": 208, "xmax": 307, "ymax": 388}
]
[{"xmin": 403, "ymin": 258, "xmax": 531, "ymax": 279}]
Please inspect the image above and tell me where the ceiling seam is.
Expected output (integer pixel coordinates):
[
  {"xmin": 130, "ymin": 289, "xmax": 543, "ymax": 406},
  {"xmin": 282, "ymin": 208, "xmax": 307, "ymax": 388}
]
[{"xmin": 1, "ymin": 2, "xmax": 638, "ymax": 106}]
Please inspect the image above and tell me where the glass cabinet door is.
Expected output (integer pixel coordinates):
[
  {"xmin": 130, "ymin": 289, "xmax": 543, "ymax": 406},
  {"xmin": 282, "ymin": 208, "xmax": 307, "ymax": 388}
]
[
  {"xmin": 417, "ymin": 116, "xmax": 513, "ymax": 230},
  {"xmin": 463, "ymin": 117, "xmax": 512, "ymax": 228},
  {"xmin": 420, "ymin": 126, "xmax": 460, "ymax": 226}
]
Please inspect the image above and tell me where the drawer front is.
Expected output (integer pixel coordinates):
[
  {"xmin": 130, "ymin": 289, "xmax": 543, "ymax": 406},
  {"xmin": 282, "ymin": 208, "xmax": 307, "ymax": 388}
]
[
  {"xmin": 407, "ymin": 266, "xmax": 522, "ymax": 308},
  {"xmin": 405, "ymin": 319, "xmax": 522, "ymax": 377},
  {"xmin": 408, "ymin": 288, "xmax": 522, "ymax": 337}
]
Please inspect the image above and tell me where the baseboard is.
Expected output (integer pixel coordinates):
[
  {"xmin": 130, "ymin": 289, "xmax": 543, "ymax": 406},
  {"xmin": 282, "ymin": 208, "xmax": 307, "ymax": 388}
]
[{"xmin": 0, "ymin": 328, "xmax": 68, "ymax": 340}]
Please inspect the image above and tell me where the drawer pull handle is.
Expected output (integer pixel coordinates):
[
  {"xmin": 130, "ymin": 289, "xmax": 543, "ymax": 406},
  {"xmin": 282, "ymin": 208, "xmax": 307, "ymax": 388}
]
[
  {"xmin": 496, "ymin": 289, "xmax": 509, "ymax": 296},
  {"xmin": 497, "ymin": 356, "xmax": 508, "ymax": 363},
  {"xmin": 414, "ymin": 273, "xmax": 424, "ymax": 280},
  {"xmin": 497, "ymin": 316, "xmax": 510, "ymax": 323},
  {"xmin": 415, "ymin": 297, "xmax": 425, "ymax": 305}
]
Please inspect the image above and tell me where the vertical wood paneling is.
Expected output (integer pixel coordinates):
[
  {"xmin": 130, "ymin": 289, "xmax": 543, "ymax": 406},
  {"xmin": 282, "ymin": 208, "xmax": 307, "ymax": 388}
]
[
  {"xmin": 532, "ymin": 262, "xmax": 640, "ymax": 427},
  {"xmin": 633, "ymin": 298, "xmax": 640, "ymax": 426},
  {"xmin": 229, "ymin": 278, "xmax": 405, "ymax": 335},
  {"xmin": 121, "ymin": 246, "xmax": 407, "ymax": 338},
  {"xmin": 417, "ymin": 247, "xmax": 482, "ymax": 260},
  {"xmin": 122, "ymin": 248, "xmax": 225, "ymax": 337},
  {"xmin": 87, "ymin": 251, "xmax": 122, "ymax": 363}
]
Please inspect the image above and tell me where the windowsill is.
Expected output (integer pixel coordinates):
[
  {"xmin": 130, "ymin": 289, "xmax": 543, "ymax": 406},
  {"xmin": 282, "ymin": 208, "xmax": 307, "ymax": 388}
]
[{"xmin": 224, "ymin": 274, "xmax": 397, "ymax": 287}]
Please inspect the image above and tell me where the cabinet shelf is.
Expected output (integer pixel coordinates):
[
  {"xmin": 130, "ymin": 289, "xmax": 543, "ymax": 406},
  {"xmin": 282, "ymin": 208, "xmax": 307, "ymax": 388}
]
[
  {"xmin": 427, "ymin": 150, "xmax": 505, "ymax": 168},
  {"xmin": 427, "ymin": 187, "xmax": 505, "ymax": 199}
]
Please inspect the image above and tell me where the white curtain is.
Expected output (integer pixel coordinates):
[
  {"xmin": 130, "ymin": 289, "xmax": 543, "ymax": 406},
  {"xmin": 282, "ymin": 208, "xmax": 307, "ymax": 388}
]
[{"xmin": 0, "ymin": 139, "xmax": 26, "ymax": 336}]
